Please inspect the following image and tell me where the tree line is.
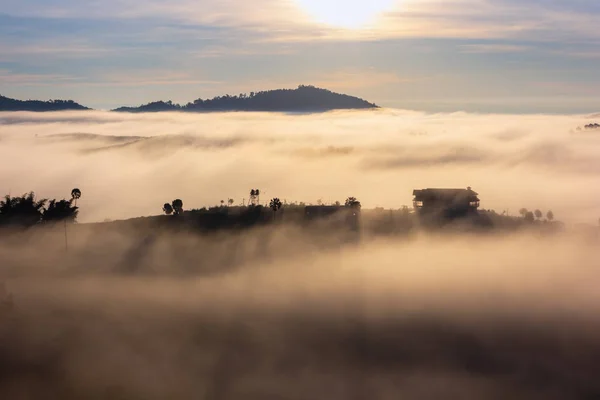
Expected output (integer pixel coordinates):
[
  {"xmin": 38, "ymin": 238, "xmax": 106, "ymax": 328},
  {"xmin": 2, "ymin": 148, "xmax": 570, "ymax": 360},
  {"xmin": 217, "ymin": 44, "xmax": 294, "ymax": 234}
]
[
  {"xmin": 162, "ymin": 190, "xmax": 362, "ymax": 216},
  {"xmin": 0, "ymin": 189, "xmax": 81, "ymax": 228},
  {"xmin": 518, "ymin": 208, "xmax": 554, "ymax": 223}
]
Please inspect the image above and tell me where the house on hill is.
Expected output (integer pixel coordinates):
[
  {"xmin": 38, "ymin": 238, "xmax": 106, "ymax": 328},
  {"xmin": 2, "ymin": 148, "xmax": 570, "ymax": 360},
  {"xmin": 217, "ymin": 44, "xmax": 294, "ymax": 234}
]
[{"xmin": 413, "ymin": 187, "xmax": 480, "ymax": 219}]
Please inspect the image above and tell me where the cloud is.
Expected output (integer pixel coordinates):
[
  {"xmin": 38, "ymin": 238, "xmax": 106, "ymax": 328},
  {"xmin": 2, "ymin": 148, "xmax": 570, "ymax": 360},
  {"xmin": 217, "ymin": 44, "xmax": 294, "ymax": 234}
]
[
  {"xmin": 4, "ymin": 0, "xmax": 600, "ymax": 42},
  {"xmin": 0, "ymin": 70, "xmax": 83, "ymax": 86},
  {"xmin": 458, "ymin": 44, "xmax": 532, "ymax": 54},
  {"xmin": 1, "ymin": 109, "xmax": 599, "ymax": 224}
]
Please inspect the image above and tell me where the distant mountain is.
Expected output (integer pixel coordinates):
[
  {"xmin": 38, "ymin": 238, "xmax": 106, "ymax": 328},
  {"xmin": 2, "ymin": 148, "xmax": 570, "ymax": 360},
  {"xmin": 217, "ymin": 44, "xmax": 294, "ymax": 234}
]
[
  {"xmin": 0, "ymin": 95, "xmax": 90, "ymax": 111},
  {"xmin": 113, "ymin": 85, "xmax": 379, "ymax": 113}
]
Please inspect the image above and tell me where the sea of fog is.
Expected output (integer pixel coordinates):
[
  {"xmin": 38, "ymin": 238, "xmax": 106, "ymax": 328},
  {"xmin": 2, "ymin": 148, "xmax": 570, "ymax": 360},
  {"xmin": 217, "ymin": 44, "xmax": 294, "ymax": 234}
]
[
  {"xmin": 1, "ymin": 109, "xmax": 599, "ymax": 224},
  {"xmin": 2, "ymin": 109, "xmax": 600, "ymax": 398},
  {"xmin": 2, "ymin": 227, "xmax": 600, "ymax": 398}
]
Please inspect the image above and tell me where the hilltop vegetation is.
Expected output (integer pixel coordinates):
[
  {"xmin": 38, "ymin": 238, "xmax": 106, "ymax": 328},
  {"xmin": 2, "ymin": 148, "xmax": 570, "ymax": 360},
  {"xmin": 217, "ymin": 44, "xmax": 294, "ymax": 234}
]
[
  {"xmin": 0, "ymin": 95, "xmax": 89, "ymax": 111},
  {"xmin": 113, "ymin": 85, "xmax": 378, "ymax": 113},
  {"xmin": 0, "ymin": 86, "xmax": 378, "ymax": 113}
]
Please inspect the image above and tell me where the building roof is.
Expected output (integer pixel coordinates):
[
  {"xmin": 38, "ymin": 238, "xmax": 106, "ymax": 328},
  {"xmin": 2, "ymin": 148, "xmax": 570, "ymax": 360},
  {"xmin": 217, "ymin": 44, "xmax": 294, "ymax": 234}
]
[{"xmin": 413, "ymin": 187, "xmax": 480, "ymax": 202}]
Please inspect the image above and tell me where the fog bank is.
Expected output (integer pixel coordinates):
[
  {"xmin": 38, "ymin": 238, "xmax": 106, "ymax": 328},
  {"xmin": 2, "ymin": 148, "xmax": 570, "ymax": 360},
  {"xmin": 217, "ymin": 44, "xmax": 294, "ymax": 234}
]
[{"xmin": 1, "ymin": 109, "xmax": 598, "ymax": 224}]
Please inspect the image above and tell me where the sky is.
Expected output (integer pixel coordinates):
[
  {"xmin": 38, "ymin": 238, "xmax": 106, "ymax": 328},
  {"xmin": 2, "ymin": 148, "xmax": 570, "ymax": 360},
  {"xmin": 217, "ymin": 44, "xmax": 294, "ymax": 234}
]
[{"xmin": 1, "ymin": 0, "xmax": 599, "ymax": 112}]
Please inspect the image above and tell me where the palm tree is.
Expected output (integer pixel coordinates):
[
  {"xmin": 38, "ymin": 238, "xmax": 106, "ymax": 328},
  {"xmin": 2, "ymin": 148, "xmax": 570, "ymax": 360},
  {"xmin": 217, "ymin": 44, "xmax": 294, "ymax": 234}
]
[
  {"xmin": 546, "ymin": 210, "xmax": 554, "ymax": 222},
  {"xmin": 71, "ymin": 188, "xmax": 82, "ymax": 205},
  {"xmin": 220, "ymin": 200, "xmax": 225, "ymax": 207},
  {"xmin": 163, "ymin": 203, "xmax": 174, "ymax": 215},
  {"xmin": 228, "ymin": 198, "xmax": 234, "ymax": 207},
  {"xmin": 269, "ymin": 198, "xmax": 282, "ymax": 220},
  {"xmin": 172, "ymin": 199, "xmax": 183, "ymax": 215},
  {"xmin": 534, "ymin": 209, "xmax": 543, "ymax": 220}
]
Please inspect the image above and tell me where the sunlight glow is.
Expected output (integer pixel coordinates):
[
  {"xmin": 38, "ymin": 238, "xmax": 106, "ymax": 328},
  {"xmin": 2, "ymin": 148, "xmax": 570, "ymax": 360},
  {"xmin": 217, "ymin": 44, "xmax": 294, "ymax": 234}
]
[{"xmin": 295, "ymin": 0, "xmax": 397, "ymax": 29}]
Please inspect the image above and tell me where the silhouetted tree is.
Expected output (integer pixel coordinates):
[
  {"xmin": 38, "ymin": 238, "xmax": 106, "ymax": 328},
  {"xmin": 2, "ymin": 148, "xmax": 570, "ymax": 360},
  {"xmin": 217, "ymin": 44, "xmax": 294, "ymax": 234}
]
[
  {"xmin": 546, "ymin": 210, "xmax": 554, "ymax": 222},
  {"xmin": 249, "ymin": 189, "xmax": 260, "ymax": 206},
  {"xmin": 345, "ymin": 197, "xmax": 361, "ymax": 209},
  {"xmin": 42, "ymin": 199, "xmax": 78, "ymax": 223},
  {"xmin": 71, "ymin": 188, "xmax": 82, "ymax": 203},
  {"xmin": 524, "ymin": 211, "xmax": 535, "ymax": 223},
  {"xmin": 220, "ymin": 200, "xmax": 225, "ymax": 207},
  {"xmin": 0, "ymin": 192, "xmax": 47, "ymax": 227},
  {"xmin": 519, "ymin": 208, "xmax": 528, "ymax": 217},
  {"xmin": 172, "ymin": 199, "xmax": 183, "ymax": 215},
  {"xmin": 163, "ymin": 203, "xmax": 174, "ymax": 215},
  {"xmin": 228, "ymin": 198, "xmax": 234, "ymax": 207},
  {"xmin": 269, "ymin": 198, "xmax": 282, "ymax": 220},
  {"xmin": 334, "ymin": 201, "xmax": 341, "ymax": 207},
  {"xmin": 534, "ymin": 209, "xmax": 543, "ymax": 220}
]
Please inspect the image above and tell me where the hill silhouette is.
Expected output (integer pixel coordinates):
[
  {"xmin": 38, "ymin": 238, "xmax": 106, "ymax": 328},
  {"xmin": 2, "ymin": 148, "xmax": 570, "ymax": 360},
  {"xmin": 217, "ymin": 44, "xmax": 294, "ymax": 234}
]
[
  {"xmin": 113, "ymin": 85, "xmax": 379, "ymax": 113},
  {"xmin": 0, "ymin": 95, "xmax": 90, "ymax": 111},
  {"xmin": 1, "ymin": 86, "xmax": 378, "ymax": 113}
]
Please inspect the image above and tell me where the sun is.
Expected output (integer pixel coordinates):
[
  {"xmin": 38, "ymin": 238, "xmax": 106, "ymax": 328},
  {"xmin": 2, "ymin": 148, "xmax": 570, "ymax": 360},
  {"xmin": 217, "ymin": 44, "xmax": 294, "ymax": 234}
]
[{"xmin": 295, "ymin": 0, "xmax": 396, "ymax": 29}]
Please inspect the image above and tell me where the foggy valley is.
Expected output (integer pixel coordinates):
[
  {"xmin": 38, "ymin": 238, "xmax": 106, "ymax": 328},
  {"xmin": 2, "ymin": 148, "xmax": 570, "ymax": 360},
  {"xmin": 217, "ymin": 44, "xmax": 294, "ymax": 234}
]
[
  {"xmin": 2, "ymin": 109, "xmax": 600, "ymax": 398},
  {"xmin": 1, "ymin": 109, "xmax": 599, "ymax": 223}
]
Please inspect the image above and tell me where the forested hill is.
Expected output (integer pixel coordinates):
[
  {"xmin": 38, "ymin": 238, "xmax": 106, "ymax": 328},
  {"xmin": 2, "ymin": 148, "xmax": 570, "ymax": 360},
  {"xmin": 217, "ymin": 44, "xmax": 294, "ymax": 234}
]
[
  {"xmin": 0, "ymin": 95, "xmax": 90, "ymax": 111},
  {"xmin": 113, "ymin": 85, "xmax": 379, "ymax": 113}
]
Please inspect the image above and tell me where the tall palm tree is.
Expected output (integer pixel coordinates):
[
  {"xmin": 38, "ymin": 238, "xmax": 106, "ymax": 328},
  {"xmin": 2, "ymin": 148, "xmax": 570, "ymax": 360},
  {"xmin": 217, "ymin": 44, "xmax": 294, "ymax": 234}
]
[
  {"xmin": 269, "ymin": 198, "xmax": 282, "ymax": 219},
  {"xmin": 71, "ymin": 188, "xmax": 82, "ymax": 206}
]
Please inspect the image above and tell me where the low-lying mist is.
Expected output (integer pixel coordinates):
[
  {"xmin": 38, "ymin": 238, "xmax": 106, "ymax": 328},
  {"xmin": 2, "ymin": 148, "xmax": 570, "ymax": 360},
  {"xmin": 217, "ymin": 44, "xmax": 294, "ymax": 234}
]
[
  {"xmin": 2, "ymin": 227, "xmax": 600, "ymax": 399},
  {"xmin": 1, "ymin": 109, "xmax": 599, "ymax": 223},
  {"xmin": 2, "ymin": 109, "xmax": 600, "ymax": 399}
]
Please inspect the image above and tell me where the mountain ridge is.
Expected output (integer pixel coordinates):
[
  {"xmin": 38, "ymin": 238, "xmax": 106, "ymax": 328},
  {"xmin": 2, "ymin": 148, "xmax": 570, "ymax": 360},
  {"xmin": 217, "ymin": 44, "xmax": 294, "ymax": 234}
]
[
  {"xmin": 0, "ymin": 86, "xmax": 379, "ymax": 113},
  {"xmin": 0, "ymin": 94, "xmax": 90, "ymax": 112}
]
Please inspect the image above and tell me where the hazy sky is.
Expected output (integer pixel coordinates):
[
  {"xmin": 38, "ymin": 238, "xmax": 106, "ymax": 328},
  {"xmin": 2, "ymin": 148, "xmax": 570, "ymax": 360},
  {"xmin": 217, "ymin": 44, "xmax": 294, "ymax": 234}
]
[{"xmin": 1, "ymin": 0, "xmax": 599, "ymax": 112}]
